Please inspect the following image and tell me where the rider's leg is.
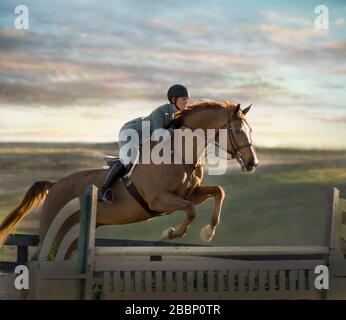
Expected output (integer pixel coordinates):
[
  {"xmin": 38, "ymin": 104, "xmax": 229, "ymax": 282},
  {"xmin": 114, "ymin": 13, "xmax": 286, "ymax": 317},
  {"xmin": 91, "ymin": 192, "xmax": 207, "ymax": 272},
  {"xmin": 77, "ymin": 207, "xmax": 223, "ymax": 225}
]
[
  {"xmin": 99, "ymin": 161, "xmax": 128, "ymax": 203},
  {"xmin": 99, "ymin": 129, "xmax": 139, "ymax": 203}
]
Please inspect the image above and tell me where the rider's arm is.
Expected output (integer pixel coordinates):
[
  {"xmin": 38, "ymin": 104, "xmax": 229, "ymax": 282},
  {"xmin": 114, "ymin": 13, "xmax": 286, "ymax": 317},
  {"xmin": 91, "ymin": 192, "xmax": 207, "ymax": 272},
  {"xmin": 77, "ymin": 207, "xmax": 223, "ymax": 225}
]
[
  {"xmin": 150, "ymin": 109, "xmax": 167, "ymax": 132},
  {"xmin": 150, "ymin": 105, "xmax": 176, "ymax": 142},
  {"xmin": 150, "ymin": 104, "xmax": 175, "ymax": 132}
]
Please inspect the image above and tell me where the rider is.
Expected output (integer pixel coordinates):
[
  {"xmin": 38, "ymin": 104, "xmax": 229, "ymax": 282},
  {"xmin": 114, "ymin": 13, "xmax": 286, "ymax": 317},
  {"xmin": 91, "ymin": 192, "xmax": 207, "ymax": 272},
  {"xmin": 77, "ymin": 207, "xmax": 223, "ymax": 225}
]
[{"xmin": 99, "ymin": 84, "xmax": 190, "ymax": 203}]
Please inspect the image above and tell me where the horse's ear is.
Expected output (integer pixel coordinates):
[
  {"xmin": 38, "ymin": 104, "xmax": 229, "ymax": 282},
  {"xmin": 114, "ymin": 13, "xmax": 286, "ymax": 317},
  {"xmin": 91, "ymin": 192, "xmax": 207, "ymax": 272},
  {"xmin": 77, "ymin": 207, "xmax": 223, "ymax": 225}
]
[
  {"xmin": 242, "ymin": 104, "xmax": 252, "ymax": 115},
  {"xmin": 233, "ymin": 104, "xmax": 241, "ymax": 115}
]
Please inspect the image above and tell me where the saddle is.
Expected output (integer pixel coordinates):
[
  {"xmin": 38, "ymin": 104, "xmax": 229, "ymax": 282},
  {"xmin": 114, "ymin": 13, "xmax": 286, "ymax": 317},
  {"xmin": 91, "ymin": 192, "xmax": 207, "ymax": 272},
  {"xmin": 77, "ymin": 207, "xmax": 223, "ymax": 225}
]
[
  {"xmin": 102, "ymin": 155, "xmax": 164, "ymax": 217},
  {"xmin": 103, "ymin": 155, "xmax": 120, "ymax": 169}
]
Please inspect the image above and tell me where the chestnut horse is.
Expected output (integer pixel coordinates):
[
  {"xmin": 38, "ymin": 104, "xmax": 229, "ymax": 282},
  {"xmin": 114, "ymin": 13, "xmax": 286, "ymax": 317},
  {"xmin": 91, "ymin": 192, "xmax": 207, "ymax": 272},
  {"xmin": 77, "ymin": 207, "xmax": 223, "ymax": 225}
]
[{"xmin": 0, "ymin": 100, "xmax": 258, "ymax": 250}]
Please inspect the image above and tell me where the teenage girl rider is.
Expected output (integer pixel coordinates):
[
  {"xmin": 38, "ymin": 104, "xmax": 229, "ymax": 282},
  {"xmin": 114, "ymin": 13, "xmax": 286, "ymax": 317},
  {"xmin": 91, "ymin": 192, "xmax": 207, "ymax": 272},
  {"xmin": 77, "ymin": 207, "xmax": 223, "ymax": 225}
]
[{"xmin": 99, "ymin": 84, "xmax": 189, "ymax": 203}]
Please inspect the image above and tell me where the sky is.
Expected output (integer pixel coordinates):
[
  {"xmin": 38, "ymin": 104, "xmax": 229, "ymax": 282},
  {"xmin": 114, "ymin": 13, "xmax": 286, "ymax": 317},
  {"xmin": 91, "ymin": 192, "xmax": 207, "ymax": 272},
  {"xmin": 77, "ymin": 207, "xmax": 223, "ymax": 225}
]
[{"xmin": 0, "ymin": 0, "xmax": 345, "ymax": 149}]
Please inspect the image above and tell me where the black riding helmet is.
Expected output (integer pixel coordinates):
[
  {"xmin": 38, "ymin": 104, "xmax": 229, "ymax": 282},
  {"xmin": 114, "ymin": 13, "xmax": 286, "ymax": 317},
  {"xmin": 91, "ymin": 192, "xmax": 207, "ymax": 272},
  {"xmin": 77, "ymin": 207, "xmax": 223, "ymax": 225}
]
[{"xmin": 167, "ymin": 84, "xmax": 189, "ymax": 103}]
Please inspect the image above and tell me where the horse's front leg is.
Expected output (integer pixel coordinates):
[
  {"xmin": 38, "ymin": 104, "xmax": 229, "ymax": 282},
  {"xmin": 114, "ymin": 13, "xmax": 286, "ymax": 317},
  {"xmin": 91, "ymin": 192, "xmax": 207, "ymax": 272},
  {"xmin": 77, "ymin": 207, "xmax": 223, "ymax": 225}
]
[
  {"xmin": 148, "ymin": 192, "xmax": 196, "ymax": 240},
  {"xmin": 189, "ymin": 185, "xmax": 225, "ymax": 242}
]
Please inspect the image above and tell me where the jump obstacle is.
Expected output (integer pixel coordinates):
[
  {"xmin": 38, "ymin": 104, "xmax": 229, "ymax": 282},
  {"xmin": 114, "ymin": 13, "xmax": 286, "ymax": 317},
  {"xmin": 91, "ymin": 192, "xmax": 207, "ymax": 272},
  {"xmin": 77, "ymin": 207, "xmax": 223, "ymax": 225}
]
[{"xmin": 28, "ymin": 185, "xmax": 346, "ymax": 299}]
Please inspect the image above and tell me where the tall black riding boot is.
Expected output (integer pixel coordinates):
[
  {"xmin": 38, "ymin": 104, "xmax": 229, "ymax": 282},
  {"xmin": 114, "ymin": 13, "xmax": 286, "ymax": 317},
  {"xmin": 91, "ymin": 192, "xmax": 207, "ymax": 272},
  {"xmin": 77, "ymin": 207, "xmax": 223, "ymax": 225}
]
[{"xmin": 99, "ymin": 161, "xmax": 127, "ymax": 203}]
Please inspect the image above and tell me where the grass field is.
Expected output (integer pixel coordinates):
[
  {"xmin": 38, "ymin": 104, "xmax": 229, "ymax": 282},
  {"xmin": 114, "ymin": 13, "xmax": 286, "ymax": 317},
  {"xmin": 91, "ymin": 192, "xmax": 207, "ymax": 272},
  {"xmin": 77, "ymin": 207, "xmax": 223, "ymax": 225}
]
[
  {"xmin": 0, "ymin": 142, "xmax": 345, "ymax": 299},
  {"xmin": 0, "ymin": 143, "xmax": 345, "ymax": 251}
]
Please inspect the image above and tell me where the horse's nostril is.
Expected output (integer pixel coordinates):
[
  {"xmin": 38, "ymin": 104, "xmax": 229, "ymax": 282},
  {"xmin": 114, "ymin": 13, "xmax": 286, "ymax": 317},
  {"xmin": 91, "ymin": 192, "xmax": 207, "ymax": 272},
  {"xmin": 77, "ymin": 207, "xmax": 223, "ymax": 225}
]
[
  {"xmin": 248, "ymin": 160, "xmax": 255, "ymax": 167},
  {"xmin": 247, "ymin": 159, "xmax": 258, "ymax": 168}
]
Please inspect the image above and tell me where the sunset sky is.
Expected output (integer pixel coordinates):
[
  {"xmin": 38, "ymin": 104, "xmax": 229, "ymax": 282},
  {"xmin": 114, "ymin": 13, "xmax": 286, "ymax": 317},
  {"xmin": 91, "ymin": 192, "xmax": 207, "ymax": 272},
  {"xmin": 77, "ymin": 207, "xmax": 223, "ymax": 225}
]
[{"xmin": 0, "ymin": 0, "xmax": 345, "ymax": 149}]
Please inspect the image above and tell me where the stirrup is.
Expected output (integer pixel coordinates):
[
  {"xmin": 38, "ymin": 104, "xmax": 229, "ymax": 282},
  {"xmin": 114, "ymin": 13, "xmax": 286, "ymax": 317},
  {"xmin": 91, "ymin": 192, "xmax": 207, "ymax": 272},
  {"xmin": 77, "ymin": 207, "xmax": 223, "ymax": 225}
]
[{"xmin": 101, "ymin": 188, "xmax": 114, "ymax": 203}]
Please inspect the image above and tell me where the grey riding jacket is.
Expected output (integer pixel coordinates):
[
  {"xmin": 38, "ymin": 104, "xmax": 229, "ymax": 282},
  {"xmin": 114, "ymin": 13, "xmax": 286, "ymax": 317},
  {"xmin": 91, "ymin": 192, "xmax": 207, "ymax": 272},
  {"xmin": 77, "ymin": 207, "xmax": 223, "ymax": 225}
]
[{"xmin": 119, "ymin": 103, "xmax": 178, "ymax": 143}]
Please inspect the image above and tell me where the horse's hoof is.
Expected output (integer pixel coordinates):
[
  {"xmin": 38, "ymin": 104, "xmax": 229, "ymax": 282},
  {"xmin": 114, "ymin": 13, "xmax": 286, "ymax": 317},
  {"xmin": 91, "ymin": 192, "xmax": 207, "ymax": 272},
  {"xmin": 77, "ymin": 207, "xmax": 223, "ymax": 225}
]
[
  {"xmin": 200, "ymin": 225, "xmax": 215, "ymax": 242},
  {"xmin": 161, "ymin": 227, "xmax": 175, "ymax": 240}
]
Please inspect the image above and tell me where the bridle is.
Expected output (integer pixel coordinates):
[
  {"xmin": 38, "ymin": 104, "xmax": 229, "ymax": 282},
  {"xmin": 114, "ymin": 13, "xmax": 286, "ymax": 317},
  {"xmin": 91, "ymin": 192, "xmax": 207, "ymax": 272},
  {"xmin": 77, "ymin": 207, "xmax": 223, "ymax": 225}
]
[
  {"xmin": 221, "ymin": 106, "xmax": 254, "ymax": 166},
  {"xmin": 171, "ymin": 104, "xmax": 254, "ymax": 169}
]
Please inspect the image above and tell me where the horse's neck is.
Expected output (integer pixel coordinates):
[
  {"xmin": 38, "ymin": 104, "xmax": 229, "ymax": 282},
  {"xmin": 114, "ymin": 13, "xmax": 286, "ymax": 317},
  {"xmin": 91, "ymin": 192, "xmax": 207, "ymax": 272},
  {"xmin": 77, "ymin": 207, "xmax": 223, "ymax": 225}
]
[
  {"xmin": 175, "ymin": 127, "xmax": 211, "ymax": 166},
  {"xmin": 184, "ymin": 107, "xmax": 228, "ymax": 132},
  {"xmin": 178, "ymin": 108, "xmax": 226, "ymax": 165}
]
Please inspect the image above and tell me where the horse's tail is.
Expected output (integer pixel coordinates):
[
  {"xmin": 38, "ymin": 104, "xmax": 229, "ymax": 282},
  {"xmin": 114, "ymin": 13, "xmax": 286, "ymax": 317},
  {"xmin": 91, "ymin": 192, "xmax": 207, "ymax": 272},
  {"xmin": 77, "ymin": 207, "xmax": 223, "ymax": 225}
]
[{"xmin": 0, "ymin": 181, "xmax": 56, "ymax": 246}]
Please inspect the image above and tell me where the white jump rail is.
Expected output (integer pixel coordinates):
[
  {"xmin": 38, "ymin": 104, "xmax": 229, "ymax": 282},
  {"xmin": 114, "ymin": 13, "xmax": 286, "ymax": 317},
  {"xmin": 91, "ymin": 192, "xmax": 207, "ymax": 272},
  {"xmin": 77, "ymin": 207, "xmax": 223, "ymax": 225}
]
[
  {"xmin": 95, "ymin": 246, "xmax": 330, "ymax": 256},
  {"xmin": 28, "ymin": 186, "xmax": 346, "ymax": 300}
]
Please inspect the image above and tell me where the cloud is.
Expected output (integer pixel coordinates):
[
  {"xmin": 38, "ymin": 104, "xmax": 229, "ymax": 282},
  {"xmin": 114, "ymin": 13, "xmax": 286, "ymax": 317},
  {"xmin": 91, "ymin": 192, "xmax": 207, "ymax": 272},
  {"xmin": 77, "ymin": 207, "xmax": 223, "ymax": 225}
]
[
  {"xmin": 0, "ymin": 29, "xmax": 35, "ymax": 53},
  {"xmin": 0, "ymin": 2, "xmax": 344, "ymax": 115},
  {"xmin": 279, "ymin": 40, "xmax": 346, "ymax": 75},
  {"xmin": 287, "ymin": 17, "xmax": 312, "ymax": 27},
  {"xmin": 321, "ymin": 40, "xmax": 346, "ymax": 50},
  {"xmin": 260, "ymin": 24, "xmax": 326, "ymax": 46},
  {"xmin": 0, "ymin": 25, "xmax": 272, "ymax": 107},
  {"xmin": 0, "ymin": 29, "xmax": 27, "ymax": 39},
  {"xmin": 310, "ymin": 115, "xmax": 346, "ymax": 124},
  {"xmin": 260, "ymin": 10, "xmax": 312, "ymax": 27},
  {"xmin": 145, "ymin": 19, "xmax": 215, "ymax": 38},
  {"xmin": 315, "ymin": 82, "xmax": 344, "ymax": 90},
  {"xmin": 260, "ymin": 10, "xmax": 281, "ymax": 21},
  {"xmin": 0, "ymin": 130, "xmax": 68, "ymax": 137},
  {"xmin": 334, "ymin": 18, "xmax": 345, "ymax": 27}
]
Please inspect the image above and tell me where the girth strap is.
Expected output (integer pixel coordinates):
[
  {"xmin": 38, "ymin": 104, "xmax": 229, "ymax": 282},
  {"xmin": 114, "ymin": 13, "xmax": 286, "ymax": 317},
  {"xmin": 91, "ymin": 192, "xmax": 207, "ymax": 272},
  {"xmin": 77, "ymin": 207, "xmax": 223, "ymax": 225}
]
[{"xmin": 121, "ymin": 176, "xmax": 165, "ymax": 217}]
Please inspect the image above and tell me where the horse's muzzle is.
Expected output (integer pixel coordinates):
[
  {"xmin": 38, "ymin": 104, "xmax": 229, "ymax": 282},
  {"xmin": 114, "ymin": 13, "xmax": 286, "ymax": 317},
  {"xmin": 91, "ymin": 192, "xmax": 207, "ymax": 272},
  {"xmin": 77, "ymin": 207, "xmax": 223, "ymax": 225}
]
[{"xmin": 244, "ymin": 159, "xmax": 259, "ymax": 172}]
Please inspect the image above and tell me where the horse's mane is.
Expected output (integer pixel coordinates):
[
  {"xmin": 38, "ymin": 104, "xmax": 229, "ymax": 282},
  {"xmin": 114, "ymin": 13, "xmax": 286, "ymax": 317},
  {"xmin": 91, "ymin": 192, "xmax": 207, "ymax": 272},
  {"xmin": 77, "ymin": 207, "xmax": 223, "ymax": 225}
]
[{"xmin": 172, "ymin": 99, "xmax": 242, "ymax": 127}]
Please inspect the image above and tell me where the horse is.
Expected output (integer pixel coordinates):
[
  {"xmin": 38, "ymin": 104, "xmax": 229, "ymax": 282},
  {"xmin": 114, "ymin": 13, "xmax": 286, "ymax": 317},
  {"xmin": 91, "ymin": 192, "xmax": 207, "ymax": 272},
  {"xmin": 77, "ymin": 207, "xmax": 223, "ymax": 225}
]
[{"xmin": 0, "ymin": 100, "xmax": 258, "ymax": 256}]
